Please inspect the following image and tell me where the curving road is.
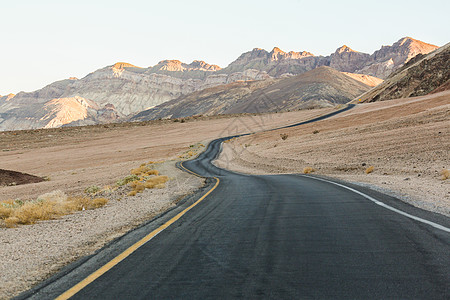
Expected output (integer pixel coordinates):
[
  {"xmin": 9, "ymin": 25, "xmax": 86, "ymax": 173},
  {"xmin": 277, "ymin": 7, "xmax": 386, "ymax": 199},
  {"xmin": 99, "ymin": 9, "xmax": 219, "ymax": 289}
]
[{"xmin": 21, "ymin": 106, "xmax": 450, "ymax": 299}]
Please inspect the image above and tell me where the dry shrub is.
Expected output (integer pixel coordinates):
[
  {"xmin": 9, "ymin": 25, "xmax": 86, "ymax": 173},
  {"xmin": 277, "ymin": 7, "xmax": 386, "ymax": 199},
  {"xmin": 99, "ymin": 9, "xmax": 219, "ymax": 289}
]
[
  {"xmin": 0, "ymin": 205, "xmax": 13, "ymax": 219},
  {"xmin": 131, "ymin": 165, "xmax": 150, "ymax": 175},
  {"xmin": 441, "ymin": 169, "xmax": 449, "ymax": 180},
  {"xmin": 146, "ymin": 169, "xmax": 159, "ymax": 176},
  {"xmin": 365, "ymin": 166, "xmax": 374, "ymax": 174},
  {"xmin": 91, "ymin": 197, "xmax": 108, "ymax": 208},
  {"xmin": 303, "ymin": 167, "xmax": 315, "ymax": 174},
  {"xmin": 1, "ymin": 193, "xmax": 108, "ymax": 228},
  {"xmin": 280, "ymin": 133, "xmax": 289, "ymax": 140},
  {"xmin": 128, "ymin": 181, "xmax": 145, "ymax": 193},
  {"xmin": 145, "ymin": 175, "xmax": 169, "ymax": 189},
  {"xmin": 128, "ymin": 190, "xmax": 137, "ymax": 197},
  {"xmin": 117, "ymin": 174, "xmax": 139, "ymax": 186},
  {"xmin": 4, "ymin": 217, "xmax": 20, "ymax": 228},
  {"xmin": 85, "ymin": 185, "xmax": 100, "ymax": 195}
]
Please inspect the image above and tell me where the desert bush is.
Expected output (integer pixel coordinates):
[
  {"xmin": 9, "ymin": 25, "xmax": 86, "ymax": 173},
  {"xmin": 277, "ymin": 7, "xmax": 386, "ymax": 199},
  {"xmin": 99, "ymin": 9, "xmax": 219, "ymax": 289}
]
[
  {"xmin": 0, "ymin": 203, "xmax": 13, "ymax": 219},
  {"xmin": 85, "ymin": 185, "xmax": 100, "ymax": 195},
  {"xmin": 313, "ymin": 130, "xmax": 320, "ymax": 134},
  {"xmin": 145, "ymin": 169, "xmax": 159, "ymax": 176},
  {"xmin": 131, "ymin": 165, "xmax": 150, "ymax": 176},
  {"xmin": 303, "ymin": 167, "xmax": 315, "ymax": 174},
  {"xmin": 129, "ymin": 181, "xmax": 146, "ymax": 193},
  {"xmin": 441, "ymin": 169, "xmax": 449, "ymax": 180},
  {"xmin": 1, "ymin": 193, "xmax": 108, "ymax": 228},
  {"xmin": 144, "ymin": 175, "xmax": 169, "ymax": 189},
  {"xmin": 90, "ymin": 197, "xmax": 108, "ymax": 208},
  {"xmin": 116, "ymin": 174, "xmax": 140, "ymax": 186},
  {"xmin": 365, "ymin": 166, "xmax": 374, "ymax": 174},
  {"xmin": 280, "ymin": 133, "xmax": 289, "ymax": 140}
]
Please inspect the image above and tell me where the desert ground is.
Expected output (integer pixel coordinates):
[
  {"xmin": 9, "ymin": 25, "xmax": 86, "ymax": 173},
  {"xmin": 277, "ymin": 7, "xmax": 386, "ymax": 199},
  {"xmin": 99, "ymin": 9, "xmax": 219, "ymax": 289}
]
[
  {"xmin": 0, "ymin": 92, "xmax": 448, "ymax": 298},
  {"xmin": 0, "ymin": 109, "xmax": 334, "ymax": 299},
  {"xmin": 216, "ymin": 91, "xmax": 449, "ymax": 216}
]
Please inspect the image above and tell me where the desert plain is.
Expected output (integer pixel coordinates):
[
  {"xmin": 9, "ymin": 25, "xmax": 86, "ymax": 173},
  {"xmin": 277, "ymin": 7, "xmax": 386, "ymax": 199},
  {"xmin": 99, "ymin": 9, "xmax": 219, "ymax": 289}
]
[{"xmin": 0, "ymin": 91, "xmax": 449, "ymax": 298}]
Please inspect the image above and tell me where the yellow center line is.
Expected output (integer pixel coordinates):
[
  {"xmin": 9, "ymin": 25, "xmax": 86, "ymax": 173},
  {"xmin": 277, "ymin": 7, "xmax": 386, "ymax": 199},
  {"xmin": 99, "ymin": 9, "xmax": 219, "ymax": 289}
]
[{"xmin": 56, "ymin": 162, "xmax": 218, "ymax": 300}]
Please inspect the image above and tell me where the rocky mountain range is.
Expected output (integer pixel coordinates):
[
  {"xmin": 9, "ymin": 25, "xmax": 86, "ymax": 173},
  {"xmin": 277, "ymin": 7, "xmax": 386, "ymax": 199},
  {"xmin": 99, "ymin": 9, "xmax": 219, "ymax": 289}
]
[
  {"xmin": 356, "ymin": 42, "xmax": 450, "ymax": 102},
  {"xmin": 220, "ymin": 37, "xmax": 438, "ymax": 79},
  {"xmin": 0, "ymin": 37, "xmax": 439, "ymax": 130},
  {"xmin": 131, "ymin": 67, "xmax": 373, "ymax": 121}
]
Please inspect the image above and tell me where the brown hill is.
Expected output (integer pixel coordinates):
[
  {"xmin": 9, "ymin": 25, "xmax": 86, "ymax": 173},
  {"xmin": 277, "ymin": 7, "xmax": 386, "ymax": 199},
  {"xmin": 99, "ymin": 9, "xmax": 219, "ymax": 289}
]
[
  {"xmin": 355, "ymin": 43, "xmax": 450, "ymax": 103},
  {"xmin": 131, "ymin": 67, "xmax": 371, "ymax": 120}
]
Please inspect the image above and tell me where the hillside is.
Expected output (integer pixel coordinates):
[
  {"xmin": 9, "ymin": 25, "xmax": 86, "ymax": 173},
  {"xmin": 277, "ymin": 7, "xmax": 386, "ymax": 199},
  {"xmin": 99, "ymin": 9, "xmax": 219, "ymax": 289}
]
[
  {"xmin": 131, "ymin": 67, "xmax": 371, "ymax": 120},
  {"xmin": 356, "ymin": 43, "xmax": 450, "ymax": 102}
]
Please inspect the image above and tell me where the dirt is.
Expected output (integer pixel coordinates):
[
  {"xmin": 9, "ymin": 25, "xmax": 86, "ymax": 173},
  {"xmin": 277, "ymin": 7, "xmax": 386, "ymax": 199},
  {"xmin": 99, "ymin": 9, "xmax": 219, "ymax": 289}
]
[
  {"xmin": 215, "ymin": 91, "xmax": 450, "ymax": 216},
  {"xmin": 0, "ymin": 169, "xmax": 44, "ymax": 186}
]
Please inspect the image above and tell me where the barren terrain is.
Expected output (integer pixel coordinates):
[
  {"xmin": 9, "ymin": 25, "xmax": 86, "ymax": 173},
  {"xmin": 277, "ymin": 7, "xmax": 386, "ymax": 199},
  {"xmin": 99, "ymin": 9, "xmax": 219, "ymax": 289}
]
[
  {"xmin": 0, "ymin": 110, "xmax": 334, "ymax": 299},
  {"xmin": 1, "ymin": 92, "xmax": 449, "ymax": 298},
  {"xmin": 216, "ymin": 91, "xmax": 450, "ymax": 216}
]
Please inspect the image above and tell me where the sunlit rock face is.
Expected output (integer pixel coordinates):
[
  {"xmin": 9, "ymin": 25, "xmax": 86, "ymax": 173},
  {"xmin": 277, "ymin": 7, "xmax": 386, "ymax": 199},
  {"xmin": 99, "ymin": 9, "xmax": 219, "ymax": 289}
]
[
  {"xmin": 220, "ymin": 47, "xmax": 326, "ymax": 77},
  {"xmin": 358, "ymin": 43, "xmax": 450, "ymax": 102},
  {"xmin": 0, "ymin": 95, "xmax": 123, "ymax": 131},
  {"xmin": 224, "ymin": 38, "xmax": 438, "ymax": 79},
  {"xmin": 329, "ymin": 45, "xmax": 370, "ymax": 73},
  {"xmin": 355, "ymin": 37, "xmax": 438, "ymax": 78}
]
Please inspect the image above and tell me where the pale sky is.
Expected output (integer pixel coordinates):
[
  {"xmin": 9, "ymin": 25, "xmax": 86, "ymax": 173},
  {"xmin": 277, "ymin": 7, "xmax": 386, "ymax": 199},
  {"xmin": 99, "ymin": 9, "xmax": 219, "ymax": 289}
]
[{"xmin": 1, "ymin": 0, "xmax": 449, "ymax": 95}]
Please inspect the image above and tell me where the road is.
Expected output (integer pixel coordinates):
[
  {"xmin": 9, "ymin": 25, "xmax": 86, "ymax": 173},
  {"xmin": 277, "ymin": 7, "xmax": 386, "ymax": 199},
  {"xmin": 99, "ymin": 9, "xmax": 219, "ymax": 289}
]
[{"xmin": 21, "ymin": 107, "xmax": 450, "ymax": 299}]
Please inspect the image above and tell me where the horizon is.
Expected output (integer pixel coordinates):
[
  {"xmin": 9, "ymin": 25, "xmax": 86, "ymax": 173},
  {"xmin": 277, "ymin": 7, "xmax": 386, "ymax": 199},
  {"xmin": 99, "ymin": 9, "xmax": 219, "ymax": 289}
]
[{"xmin": 1, "ymin": 0, "xmax": 449, "ymax": 95}]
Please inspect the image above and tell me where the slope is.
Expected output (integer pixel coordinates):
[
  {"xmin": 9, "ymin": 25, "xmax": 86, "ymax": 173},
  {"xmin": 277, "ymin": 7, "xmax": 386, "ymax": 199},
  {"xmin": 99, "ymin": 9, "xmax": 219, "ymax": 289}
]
[
  {"xmin": 356, "ymin": 43, "xmax": 450, "ymax": 102},
  {"xmin": 131, "ymin": 67, "xmax": 371, "ymax": 121}
]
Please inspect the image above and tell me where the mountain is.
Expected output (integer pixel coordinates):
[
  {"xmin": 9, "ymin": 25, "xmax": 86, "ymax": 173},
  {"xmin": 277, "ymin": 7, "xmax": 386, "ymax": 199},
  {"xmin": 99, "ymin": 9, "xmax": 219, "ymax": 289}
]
[
  {"xmin": 356, "ymin": 43, "xmax": 450, "ymax": 102},
  {"xmin": 0, "ymin": 62, "xmax": 269, "ymax": 130},
  {"xmin": 355, "ymin": 37, "xmax": 439, "ymax": 78},
  {"xmin": 218, "ymin": 47, "xmax": 327, "ymax": 77},
  {"xmin": 219, "ymin": 37, "xmax": 438, "ymax": 79},
  {"xmin": 0, "ymin": 37, "xmax": 438, "ymax": 130},
  {"xmin": 329, "ymin": 45, "xmax": 370, "ymax": 73},
  {"xmin": 131, "ymin": 67, "xmax": 372, "ymax": 121},
  {"xmin": 0, "ymin": 95, "xmax": 122, "ymax": 130}
]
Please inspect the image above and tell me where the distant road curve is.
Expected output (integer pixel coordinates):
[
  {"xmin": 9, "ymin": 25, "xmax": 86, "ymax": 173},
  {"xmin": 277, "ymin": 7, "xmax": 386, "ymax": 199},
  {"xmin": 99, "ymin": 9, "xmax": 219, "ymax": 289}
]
[{"xmin": 20, "ymin": 104, "xmax": 450, "ymax": 299}]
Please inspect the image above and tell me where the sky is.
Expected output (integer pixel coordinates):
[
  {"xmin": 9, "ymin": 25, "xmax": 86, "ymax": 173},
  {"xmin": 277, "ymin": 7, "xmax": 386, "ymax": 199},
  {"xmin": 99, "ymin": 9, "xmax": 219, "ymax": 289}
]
[{"xmin": 1, "ymin": 0, "xmax": 449, "ymax": 95}]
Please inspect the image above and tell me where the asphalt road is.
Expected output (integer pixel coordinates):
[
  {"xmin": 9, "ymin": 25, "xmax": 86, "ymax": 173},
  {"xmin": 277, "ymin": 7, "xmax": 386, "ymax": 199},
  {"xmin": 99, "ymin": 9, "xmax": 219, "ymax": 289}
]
[{"xmin": 21, "ymin": 106, "xmax": 450, "ymax": 299}]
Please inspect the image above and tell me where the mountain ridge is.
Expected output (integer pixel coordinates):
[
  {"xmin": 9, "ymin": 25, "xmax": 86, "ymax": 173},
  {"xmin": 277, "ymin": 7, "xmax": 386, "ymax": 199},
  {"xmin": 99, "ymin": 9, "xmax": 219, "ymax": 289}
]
[{"xmin": 0, "ymin": 37, "xmax": 440, "ymax": 130}]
